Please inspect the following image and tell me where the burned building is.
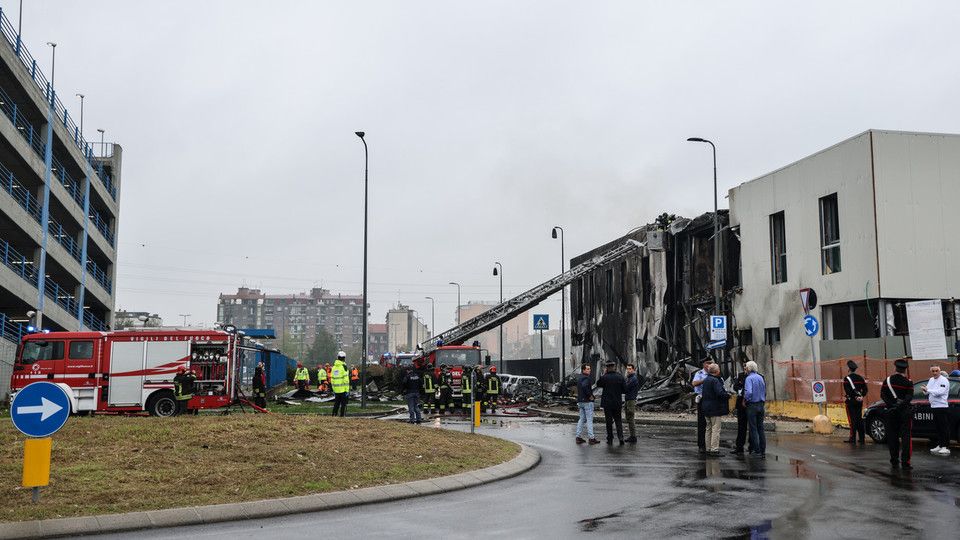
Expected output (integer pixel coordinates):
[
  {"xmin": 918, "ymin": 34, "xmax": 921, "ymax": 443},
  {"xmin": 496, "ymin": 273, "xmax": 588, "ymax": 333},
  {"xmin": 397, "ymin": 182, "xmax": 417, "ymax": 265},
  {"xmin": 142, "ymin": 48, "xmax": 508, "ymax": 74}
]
[{"xmin": 570, "ymin": 211, "xmax": 739, "ymax": 378}]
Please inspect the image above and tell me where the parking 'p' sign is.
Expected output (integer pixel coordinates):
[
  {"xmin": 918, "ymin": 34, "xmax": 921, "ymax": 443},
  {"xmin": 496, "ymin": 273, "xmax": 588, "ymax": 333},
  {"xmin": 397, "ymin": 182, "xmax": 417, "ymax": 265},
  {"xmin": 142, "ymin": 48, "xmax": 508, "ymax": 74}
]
[{"xmin": 11, "ymin": 382, "xmax": 71, "ymax": 438}]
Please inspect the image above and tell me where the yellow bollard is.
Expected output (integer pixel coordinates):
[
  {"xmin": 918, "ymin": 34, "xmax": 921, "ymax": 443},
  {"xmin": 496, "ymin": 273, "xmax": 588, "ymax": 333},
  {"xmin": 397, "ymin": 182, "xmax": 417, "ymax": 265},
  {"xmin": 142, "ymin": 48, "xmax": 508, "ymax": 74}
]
[
  {"xmin": 23, "ymin": 437, "xmax": 52, "ymax": 502},
  {"xmin": 474, "ymin": 400, "xmax": 481, "ymax": 427}
]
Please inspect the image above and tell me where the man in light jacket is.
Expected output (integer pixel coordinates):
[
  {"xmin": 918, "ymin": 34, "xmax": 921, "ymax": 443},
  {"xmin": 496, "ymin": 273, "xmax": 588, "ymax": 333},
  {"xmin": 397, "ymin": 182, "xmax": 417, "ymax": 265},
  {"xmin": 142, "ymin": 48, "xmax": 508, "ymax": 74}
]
[{"xmin": 923, "ymin": 365, "xmax": 951, "ymax": 455}]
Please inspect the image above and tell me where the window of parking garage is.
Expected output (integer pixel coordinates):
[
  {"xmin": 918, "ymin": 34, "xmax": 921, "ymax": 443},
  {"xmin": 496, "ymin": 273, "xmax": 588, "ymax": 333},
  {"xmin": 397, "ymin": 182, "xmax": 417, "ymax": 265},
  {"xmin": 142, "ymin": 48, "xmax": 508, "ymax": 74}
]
[{"xmin": 824, "ymin": 301, "xmax": 878, "ymax": 339}]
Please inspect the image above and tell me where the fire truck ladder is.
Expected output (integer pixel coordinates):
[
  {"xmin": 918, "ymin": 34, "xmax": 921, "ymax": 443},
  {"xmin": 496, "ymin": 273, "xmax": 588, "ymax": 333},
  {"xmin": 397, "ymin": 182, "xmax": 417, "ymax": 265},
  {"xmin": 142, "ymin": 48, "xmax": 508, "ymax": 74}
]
[{"xmin": 421, "ymin": 239, "xmax": 644, "ymax": 355}]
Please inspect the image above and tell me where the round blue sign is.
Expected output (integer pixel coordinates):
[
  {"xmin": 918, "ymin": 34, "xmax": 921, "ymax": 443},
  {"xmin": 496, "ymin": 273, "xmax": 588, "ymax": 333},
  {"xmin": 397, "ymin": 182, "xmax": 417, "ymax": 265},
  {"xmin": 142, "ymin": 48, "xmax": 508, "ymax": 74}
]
[
  {"xmin": 812, "ymin": 381, "xmax": 824, "ymax": 393},
  {"xmin": 803, "ymin": 315, "xmax": 820, "ymax": 337},
  {"xmin": 10, "ymin": 382, "xmax": 71, "ymax": 437}
]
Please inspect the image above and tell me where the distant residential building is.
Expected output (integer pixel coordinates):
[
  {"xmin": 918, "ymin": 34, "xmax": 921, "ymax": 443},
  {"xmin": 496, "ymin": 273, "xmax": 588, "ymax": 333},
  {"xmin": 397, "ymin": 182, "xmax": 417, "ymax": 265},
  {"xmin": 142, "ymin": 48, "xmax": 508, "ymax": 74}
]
[
  {"xmin": 368, "ymin": 323, "xmax": 388, "ymax": 357},
  {"xmin": 217, "ymin": 287, "xmax": 365, "ymax": 349},
  {"xmin": 386, "ymin": 304, "xmax": 429, "ymax": 353},
  {"xmin": 115, "ymin": 311, "xmax": 163, "ymax": 328}
]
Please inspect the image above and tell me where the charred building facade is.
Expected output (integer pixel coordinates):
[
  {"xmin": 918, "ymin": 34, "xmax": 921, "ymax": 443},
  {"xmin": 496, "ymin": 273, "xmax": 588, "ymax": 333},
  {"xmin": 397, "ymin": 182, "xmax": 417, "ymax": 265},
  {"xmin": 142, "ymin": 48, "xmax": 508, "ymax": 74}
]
[{"xmin": 570, "ymin": 211, "xmax": 739, "ymax": 378}]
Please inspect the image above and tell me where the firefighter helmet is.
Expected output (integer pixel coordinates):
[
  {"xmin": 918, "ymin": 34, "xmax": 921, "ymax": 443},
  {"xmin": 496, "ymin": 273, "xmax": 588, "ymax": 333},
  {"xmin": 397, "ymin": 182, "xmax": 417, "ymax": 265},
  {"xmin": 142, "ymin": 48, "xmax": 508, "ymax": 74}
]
[{"xmin": 490, "ymin": 366, "xmax": 497, "ymax": 373}]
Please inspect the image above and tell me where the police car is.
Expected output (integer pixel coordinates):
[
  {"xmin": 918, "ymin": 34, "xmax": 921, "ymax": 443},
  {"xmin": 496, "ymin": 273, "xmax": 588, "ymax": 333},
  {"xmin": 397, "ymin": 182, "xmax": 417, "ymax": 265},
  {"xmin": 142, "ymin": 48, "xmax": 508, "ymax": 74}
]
[{"xmin": 864, "ymin": 376, "xmax": 960, "ymax": 444}]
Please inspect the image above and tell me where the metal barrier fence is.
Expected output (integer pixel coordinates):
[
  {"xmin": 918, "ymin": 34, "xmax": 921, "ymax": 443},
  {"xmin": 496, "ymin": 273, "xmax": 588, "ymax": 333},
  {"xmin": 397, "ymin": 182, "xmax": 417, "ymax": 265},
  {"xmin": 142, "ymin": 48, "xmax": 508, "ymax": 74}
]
[{"xmin": 776, "ymin": 356, "xmax": 960, "ymax": 403}]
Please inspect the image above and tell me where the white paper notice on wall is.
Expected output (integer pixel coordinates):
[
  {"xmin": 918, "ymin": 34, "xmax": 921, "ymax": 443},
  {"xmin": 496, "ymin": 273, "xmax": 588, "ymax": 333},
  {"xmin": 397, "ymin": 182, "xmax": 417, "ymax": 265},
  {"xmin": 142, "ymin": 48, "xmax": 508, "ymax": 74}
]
[{"xmin": 905, "ymin": 299, "xmax": 948, "ymax": 360}]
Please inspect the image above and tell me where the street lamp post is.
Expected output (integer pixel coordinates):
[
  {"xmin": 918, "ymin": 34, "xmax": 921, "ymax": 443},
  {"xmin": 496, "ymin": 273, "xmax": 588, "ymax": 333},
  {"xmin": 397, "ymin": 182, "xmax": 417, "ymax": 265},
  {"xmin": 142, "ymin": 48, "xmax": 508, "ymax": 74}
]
[
  {"xmin": 97, "ymin": 129, "xmax": 105, "ymax": 158},
  {"xmin": 686, "ymin": 138, "xmax": 719, "ymax": 317},
  {"xmin": 75, "ymin": 94, "xmax": 84, "ymax": 142},
  {"xmin": 687, "ymin": 137, "xmax": 721, "ymax": 366},
  {"xmin": 424, "ymin": 296, "xmax": 435, "ymax": 337},
  {"xmin": 492, "ymin": 262, "xmax": 503, "ymax": 372},
  {"xmin": 355, "ymin": 131, "xmax": 369, "ymax": 408},
  {"xmin": 552, "ymin": 226, "xmax": 565, "ymax": 380},
  {"xmin": 449, "ymin": 282, "xmax": 461, "ymax": 325}
]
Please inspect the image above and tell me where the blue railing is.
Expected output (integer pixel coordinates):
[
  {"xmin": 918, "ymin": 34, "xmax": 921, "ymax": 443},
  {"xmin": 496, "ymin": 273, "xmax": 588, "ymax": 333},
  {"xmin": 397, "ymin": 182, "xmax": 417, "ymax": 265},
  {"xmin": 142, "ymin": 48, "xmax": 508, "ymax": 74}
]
[
  {"xmin": 44, "ymin": 276, "xmax": 78, "ymax": 316},
  {"xmin": 0, "ymin": 161, "xmax": 41, "ymax": 222},
  {"xmin": 0, "ymin": 236, "xmax": 38, "ymax": 287},
  {"xmin": 83, "ymin": 309, "xmax": 106, "ymax": 332},
  {"xmin": 48, "ymin": 217, "xmax": 81, "ymax": 262},
  {"xmin": 0, "ymin": 312, "xmax": 28, "ymax": 343},
  {"xmin": 0, "ymin": 8, "xmax": 117, "ymax": 202},
  {"xmin": 89, "ymin": 210, "xmax": 114, "ymax": 246},
  {"xmin": 86, "ymin": 258, "xmax": 112, "ymax": 294},
  {"xmin": 0, "ymin": 84, "xmax": 46, "ymax": 157}
]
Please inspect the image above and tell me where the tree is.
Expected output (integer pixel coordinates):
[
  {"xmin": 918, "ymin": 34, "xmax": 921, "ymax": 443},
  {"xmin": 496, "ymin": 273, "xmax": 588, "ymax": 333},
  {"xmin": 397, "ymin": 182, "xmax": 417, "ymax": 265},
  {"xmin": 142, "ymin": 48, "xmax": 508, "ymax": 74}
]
[
  {"xmin": 343, "ymin": 344, "xmax": 364, "ymax": 364},
  {"xmin": 308, "ymin": 328, "xmax": 338, "ymax": 364}
]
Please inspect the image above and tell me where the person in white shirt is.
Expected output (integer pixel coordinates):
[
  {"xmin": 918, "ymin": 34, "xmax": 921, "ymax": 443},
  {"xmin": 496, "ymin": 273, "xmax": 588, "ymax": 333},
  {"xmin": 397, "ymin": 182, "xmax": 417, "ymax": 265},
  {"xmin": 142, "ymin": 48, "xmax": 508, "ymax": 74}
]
[{"xmin": 922, "ymin": 365, "xmax": 951, "ymax": 456}]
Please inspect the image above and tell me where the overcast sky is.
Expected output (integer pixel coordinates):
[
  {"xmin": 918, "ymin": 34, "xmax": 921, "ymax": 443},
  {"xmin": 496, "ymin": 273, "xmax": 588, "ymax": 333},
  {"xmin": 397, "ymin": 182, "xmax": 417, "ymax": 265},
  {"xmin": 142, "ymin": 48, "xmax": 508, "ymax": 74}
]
[{"xmin": 19, "ymin": 0, "xmax": 960, "ymax": 334}]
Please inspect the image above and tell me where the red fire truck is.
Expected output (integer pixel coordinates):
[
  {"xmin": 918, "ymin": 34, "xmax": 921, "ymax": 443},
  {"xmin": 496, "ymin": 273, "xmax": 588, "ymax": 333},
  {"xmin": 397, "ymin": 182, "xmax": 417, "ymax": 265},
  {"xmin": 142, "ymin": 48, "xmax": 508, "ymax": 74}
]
[
  {"xmin": 414, "ymin": 344, "xmax": 486, "ymax": 406},
  {"xmin": 9, "ymin": 327, "xmax": 250, "ymax": 417}
]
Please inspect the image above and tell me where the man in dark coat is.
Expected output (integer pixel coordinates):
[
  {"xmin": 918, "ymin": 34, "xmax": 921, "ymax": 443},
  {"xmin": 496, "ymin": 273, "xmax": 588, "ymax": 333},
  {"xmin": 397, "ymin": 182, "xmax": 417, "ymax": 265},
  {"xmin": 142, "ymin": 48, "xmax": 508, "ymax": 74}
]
[
  {"xmin": 732, "ymin": 370, "xmax": 750, "ymax": 455},
  {"xmin": 843, "ymin": 360, "xmax": 868, "ymax": 444},
  {"xmin": 252, "ymin": 362, "xmax": 268, "ymax": 409},
  {"xmin": 595, "ymin": 361, "xmax": 627, "ymax": 445},
  {"xmin": 701, "ymin": 364, "xmax": 729, "ymax": 456},
  {"xmin": 881, "ymin": 359, "xmax": 914, "ymax": 468}
]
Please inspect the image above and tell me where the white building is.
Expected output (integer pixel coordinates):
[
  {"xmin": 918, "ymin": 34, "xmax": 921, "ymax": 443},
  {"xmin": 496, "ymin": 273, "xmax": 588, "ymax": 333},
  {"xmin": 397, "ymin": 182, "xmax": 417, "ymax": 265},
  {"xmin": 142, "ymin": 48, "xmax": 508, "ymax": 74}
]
[{"xmin": 730, "ymin": 130, "xmax": 960, "ymax": 390}]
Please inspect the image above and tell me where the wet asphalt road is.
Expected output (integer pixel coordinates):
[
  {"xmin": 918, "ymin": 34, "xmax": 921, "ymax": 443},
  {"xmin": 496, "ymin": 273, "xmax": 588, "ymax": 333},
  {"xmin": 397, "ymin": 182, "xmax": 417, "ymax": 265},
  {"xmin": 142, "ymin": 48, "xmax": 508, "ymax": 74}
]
[{"xmin": 94, "ymin": 414, "xmax": 960, "ymax": 540}]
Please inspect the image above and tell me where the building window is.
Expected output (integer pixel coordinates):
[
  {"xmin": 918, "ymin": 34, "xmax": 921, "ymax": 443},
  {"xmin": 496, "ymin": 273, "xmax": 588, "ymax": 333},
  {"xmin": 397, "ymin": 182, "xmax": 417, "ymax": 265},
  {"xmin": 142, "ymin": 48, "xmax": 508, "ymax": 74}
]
[
  {"xmin": 763, "ymin": 327, "xmax": 781, "ymax": 346},
  {"xmin": 824, "ymin": 301, "xmax": 879, "ymax": 339},
  {"xmin": 769, "ymin": 211, "xmax": 787, "ymax": 284},
  {"xmin": 737, "ymin": 328, "xmax": 753, "ymax": 348},
  {"xmin": 819, "ymin": 193, "xmax": 841, "ymax": 274}
]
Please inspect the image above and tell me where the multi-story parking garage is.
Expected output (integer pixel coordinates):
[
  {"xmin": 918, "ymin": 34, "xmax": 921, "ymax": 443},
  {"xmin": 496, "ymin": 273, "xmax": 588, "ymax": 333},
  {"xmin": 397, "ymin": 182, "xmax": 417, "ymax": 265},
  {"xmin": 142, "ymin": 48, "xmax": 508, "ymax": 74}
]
[{"xmin": 0, "ymin": 10, "xmax": 122, "ymax": 397}]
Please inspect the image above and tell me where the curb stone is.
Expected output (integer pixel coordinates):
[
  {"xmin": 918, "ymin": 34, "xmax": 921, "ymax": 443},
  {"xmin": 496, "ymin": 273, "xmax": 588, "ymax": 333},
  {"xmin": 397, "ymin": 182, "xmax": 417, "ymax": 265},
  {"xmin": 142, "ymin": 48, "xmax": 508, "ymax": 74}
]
[
  {"xmin": 528, "ymin": 406, "xmax": 777, "ymax": 432},
  {"xmin": 0, "ymin": 444, "xmax": 539, "ymax": 540}
]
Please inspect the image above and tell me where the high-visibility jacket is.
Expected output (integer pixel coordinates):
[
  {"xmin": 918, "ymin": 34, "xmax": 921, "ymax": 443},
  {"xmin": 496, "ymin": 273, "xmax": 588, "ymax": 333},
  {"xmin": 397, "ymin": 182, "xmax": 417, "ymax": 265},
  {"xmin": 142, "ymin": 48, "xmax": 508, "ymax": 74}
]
[
  {"xmin": 174, "ymin": 371, "xmax": 196, "ymax": 400},
  {"xmin": 350, "ymin": 368, "xmax": 360, "ymax": 381},
  {"xmin": 486, "ymin": 374, "xmax": 501, "ymax": 395},
  {"xmin": 331, "ymin": 360, "xmax": 350, "ymax": 393},
  {"xmin": 294, "ymin": 367, "xmax": 309, "ymax": 382},
  {"xmin": 317, "ymin": 369, "xmax": 327, "ymax": 384},
  {"xmin": 462, "ymin": 373, "xmax": 472, "ymax": 395}
]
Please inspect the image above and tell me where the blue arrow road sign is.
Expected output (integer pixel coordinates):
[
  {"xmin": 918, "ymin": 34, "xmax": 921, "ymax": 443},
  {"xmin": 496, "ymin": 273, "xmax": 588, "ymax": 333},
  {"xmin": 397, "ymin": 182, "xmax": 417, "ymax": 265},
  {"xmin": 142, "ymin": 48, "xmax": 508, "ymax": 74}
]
[
  {"xmin": 804, "ymin": 315, "xmax": 820, "ymax": 337},
  {"xmin": 706, "ymin": 339, "xmax": 726, "ymax": 350},
  {"xmin": 533, "ymin": 314, "xmax": 550, "ymax": 331},
  {"xmin": 11, "ymin": 382, "xmax": 71, "ymax": 438}
]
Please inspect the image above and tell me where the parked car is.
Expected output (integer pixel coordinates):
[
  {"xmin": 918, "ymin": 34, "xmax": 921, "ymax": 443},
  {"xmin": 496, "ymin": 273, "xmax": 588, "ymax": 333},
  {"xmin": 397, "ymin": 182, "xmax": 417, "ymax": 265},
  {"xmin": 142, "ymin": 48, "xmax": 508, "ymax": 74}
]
[
  {"xmin": 499, "ymin": 374, "xmax": 518, "ymax": 392},
  {"xmin": 864, "ymin": 376, "xmax": 960, "ymax": 444},
  {"xmin": 505, "ymin": 376, "xmax": 540, "ymax": 397}
]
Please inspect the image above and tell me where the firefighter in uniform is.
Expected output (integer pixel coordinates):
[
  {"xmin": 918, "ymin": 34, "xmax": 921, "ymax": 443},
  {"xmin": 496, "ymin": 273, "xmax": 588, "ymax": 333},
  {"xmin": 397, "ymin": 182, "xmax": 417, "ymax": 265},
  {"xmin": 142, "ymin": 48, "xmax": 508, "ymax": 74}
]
[
  {"xmin": 252, "ymin": 361, "xmax": 268, "ymax": 409},
  {"xmin": 474, "ymin": 365, "xmax": 486, "ymax": 411},
  {"xmin": 294, "ymin": 362, "xmax": 310, "ymax": 391},
  {"xmin": 881, "ymin": 358, "xmax": 914, "ymax": 468},
  {"xmin": 350, "ymin": 365, "xmax": 360, "ymax": 391},
  {"xmin": 173, "ymin": 366, "xmax": 196, "ymax": 416},
  {"xmin": 461, "ymin": 366, "xmax": 472, "ymax": 414},
  {"xmin": 484, "ymin": 366, "xmax": 502, "ymax": 414},
  {"xmin": 437, "ymin": 365, "xmax": 453, "ymax": 415},
  {"xmin": 422, "ymin": 367, "xmax": 437, "ymax": 415},
  {"xmin": 843, "ymin": 360, "xmax": 868, "ymax": 444},
  {"xmin": 331, "ymin": 352, "xmax": 350, "ymax": 417}
]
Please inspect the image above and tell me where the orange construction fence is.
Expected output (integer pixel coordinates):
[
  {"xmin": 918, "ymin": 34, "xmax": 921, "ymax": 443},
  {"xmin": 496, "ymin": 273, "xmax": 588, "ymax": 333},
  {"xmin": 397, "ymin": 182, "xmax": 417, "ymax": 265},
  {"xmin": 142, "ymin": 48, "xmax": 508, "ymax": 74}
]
[{"xmin": 775, "ymin": 356, "xmax": 960, "ymax": 404}]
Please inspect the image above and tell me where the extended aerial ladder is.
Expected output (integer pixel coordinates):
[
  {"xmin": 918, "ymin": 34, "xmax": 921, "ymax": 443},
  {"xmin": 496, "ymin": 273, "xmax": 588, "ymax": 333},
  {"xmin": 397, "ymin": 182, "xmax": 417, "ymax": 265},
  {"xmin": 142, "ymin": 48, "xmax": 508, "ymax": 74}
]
[{"xmin": 420, "ymin": 239, "xmax": 644, "ymax": 355}]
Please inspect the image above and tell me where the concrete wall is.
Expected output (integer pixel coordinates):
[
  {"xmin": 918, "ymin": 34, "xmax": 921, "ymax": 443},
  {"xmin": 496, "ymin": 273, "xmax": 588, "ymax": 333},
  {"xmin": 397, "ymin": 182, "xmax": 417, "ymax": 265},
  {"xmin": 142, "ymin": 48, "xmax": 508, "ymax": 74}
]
[
  {"xmin": 730, "ymin": 131, "xmax": 879, "ymax": 372},
  {"xmin": 872, "ymin": 131, "xmax": 960, "ymax": 299}
]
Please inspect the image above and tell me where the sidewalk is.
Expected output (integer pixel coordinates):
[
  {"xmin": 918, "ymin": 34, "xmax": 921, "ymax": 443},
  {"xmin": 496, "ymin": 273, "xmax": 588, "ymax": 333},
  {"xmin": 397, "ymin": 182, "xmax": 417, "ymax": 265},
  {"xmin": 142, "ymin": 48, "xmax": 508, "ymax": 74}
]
[
  {"xmin": 528, "ymin": 405, "xmax": 810, "ymax": 434},
  {"xmin": 0, "ymin": 444, "xmax": 540, "ymax": 540}
]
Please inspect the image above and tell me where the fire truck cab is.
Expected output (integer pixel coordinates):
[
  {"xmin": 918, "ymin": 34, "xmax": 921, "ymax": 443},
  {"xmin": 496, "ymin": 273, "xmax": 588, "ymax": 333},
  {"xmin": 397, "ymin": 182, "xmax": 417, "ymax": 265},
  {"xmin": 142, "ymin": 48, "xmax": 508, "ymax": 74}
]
[
  {"xmin": 10, "ymin": 328, "xmax": 240, "ymax": 417},
  {"xmin": 415, "ymin": 344, "xmax": 485, "ymax": 401}
]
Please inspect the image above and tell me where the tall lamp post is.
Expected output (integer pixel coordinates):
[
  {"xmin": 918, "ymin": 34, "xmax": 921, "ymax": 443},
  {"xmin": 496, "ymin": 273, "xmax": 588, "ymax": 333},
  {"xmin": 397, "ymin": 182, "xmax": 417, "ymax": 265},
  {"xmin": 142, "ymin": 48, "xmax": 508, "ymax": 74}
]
[
  {"xmin": 424, "ymin": 296, "xmax": 435, "ymax": 337},
  {"xmin": 75, "ymin": 94, "xmax": 84, "ymax": 139},
  {"xmin": 449, "ymin": 282, "xmax": 461, "ymax": 326},
  {"xmin": 355, "ymin": 131, "xmax": 369, "ymax": 408},
  {"xmin": 551, "ymin": 226, "xmax": 565, "ymax": 380},
  {"xmin": 687, "ymin": 137, "xmax": 721, "ymax": 366},
  {"xmin": 492, "ymin": 262, "xmax": 503, "ymax": 372}
]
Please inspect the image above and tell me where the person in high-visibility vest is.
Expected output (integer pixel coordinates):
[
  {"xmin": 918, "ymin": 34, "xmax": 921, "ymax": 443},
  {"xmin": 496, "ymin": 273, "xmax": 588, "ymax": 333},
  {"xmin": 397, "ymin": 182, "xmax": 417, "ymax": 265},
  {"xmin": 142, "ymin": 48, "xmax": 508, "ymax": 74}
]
[
  {"xmin": 324, "ymin": 363, "xmax": 333, "ymax": 391},
  {"xmin": 294, "ymin": 362, "xmax": 310, "ymax": 391},
  {"xmin": 350, "ymin": 365, "xmax": 360, "ymax": 391},
  {"xmin": 484, "ymin": 366, "xmax": 502, "ymax": 414},
  {"xmin": 316, "ymin": 364, "xmax": 328, "ymax": 392},
  {"xmin": 331, "ymin": 352, "xmax": 350, "ymax": 417},
  {"xmin": 422, "ymin": 367, "xmax": 437, "ymax": 415}
]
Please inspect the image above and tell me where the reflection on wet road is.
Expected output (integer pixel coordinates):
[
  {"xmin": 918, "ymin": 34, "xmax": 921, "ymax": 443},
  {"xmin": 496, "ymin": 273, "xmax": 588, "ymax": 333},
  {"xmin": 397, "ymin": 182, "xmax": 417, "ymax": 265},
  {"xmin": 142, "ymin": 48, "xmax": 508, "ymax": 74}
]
[{"xmin": 96, "ymin": 415, "xmax": 960, "ymax": 539}]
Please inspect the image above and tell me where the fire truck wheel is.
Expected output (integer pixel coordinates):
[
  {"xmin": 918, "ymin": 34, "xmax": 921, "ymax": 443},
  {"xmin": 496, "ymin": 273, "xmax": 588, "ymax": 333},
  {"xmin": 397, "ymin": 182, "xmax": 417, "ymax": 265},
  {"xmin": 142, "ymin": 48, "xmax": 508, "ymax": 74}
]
[{"xmin": 148, "ymin": 392, "xmax": 178, "ymax": 417}]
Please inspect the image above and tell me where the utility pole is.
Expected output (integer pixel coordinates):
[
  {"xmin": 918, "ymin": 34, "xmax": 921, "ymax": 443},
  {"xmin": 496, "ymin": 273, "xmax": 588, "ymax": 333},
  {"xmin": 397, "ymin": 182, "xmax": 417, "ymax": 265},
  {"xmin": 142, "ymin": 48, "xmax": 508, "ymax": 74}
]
[
  {"xmin": 179, "ymin": 314, "xmax": 190, "ymax": 326},
  {"xmin": 355, "ymin": 131, "xmax": 369, "ymax": 408}
]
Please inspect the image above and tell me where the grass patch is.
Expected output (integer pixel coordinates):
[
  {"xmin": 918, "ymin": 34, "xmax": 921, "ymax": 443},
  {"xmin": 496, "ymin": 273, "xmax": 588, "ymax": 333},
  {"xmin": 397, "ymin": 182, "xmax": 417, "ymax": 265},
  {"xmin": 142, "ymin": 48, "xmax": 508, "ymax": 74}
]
[
  {"xmin": 0, "ymin": 414, "xmax": 518, "ymax": 522},
  {"xmin": 270, "ymin": 402, "xmax": 401, "ymax": 415}
]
